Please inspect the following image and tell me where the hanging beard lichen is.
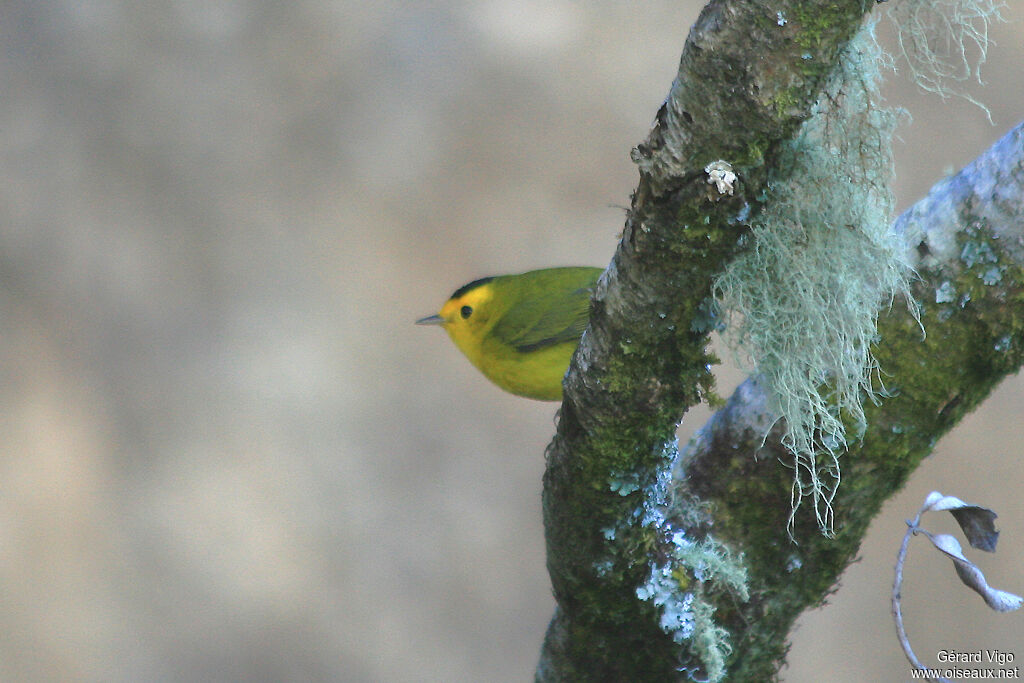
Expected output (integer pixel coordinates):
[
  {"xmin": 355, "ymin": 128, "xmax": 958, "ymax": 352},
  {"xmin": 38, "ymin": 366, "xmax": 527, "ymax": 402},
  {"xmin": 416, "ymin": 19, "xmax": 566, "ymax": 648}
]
[
  {"xmin": 885, "ymin": 0, "xmax": 1005, "ymax": 119},
  {"xmin": 713, "ymin": 23, "xmax": 919, "ymax": 535}
]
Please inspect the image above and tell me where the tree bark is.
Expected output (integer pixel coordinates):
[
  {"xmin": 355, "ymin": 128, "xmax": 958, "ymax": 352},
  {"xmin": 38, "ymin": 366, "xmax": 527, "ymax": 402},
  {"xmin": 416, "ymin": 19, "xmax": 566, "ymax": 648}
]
[
  {"xmin": 681, "ymin": 120, "xmax": 1024, "ymax": 680},
  {"xmin": 537, "ymin": 0, "xmax": 1024, "ymax": 677}
]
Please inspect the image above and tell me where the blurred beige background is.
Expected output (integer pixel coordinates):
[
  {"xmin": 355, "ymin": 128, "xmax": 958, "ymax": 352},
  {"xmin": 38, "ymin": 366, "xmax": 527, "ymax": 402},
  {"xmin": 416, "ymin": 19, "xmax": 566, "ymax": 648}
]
[{"xmin": 0, "ymin": 2, "xmax": 1021, "ymax": 681}]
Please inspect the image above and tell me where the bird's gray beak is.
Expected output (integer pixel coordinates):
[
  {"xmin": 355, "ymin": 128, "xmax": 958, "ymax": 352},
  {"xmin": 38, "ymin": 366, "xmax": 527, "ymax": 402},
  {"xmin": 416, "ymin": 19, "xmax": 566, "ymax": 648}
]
[{"xmin": 415, "ymin": 314, "xmax": 444, "ymax": 326}]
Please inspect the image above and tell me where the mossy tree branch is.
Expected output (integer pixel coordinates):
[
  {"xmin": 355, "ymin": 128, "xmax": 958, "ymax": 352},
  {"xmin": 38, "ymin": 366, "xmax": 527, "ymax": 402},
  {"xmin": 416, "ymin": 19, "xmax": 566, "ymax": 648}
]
[
  {"xmin": 678, "ymin": 121, "xmax": 1024, "ymax": 679},
  {"xmin": 538, "ymin": 0, "xmax": 1024, "ymax": 678},
  {"xmin": 539, "ymin": 0, "xmax": 878, "ymax": 679}
]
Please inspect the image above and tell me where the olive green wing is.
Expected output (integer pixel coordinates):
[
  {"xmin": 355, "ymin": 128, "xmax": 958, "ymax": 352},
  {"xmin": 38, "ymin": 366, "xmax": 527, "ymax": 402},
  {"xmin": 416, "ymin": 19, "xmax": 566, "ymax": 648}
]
[{"xmin": 493, "ymin": 276, "xmax": 597, "ymax": 354}]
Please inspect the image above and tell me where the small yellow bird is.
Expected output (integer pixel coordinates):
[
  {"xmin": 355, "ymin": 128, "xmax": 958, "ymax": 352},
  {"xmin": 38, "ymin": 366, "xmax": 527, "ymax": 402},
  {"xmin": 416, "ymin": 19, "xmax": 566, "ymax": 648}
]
[{"xmin": 416, "ymin": 266, "xmax": 603, "ymax": 400}]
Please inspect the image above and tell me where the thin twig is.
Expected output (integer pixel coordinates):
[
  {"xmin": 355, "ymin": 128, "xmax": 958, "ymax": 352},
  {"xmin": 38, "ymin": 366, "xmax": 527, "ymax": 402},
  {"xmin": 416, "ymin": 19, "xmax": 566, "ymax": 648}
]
[{"xmin": 892, "ymin": 505, "xmax": 952, "ymax": 683}]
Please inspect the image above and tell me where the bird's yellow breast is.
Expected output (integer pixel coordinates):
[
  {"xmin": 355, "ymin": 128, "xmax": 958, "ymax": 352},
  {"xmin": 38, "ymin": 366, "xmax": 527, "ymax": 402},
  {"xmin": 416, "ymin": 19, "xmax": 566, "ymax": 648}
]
[{"xmin": 473, "ymin": 334, "xmax": 578, "ymax": 400}]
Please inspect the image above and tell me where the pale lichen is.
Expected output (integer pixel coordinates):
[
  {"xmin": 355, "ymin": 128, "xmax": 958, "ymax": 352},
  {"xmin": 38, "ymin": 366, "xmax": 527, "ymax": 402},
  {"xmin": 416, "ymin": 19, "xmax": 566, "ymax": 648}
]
[
  {"xmin": 714, "ymin": 22, "xmax": 918, "ymax": 534},
  {"xmin": 608, "ymin": 440, "xmax": 748, "ymax": 681},
  {"xmin": 712, "ymin": 1, "xmax": 1004, "ymax": 535},
  {"xmin": 705, "ymin": 160, "xmax": 737, "ymax": 197},
  {"xmin": 885, "ymin": 0, "xmax": 1006, "ymax": 120}
]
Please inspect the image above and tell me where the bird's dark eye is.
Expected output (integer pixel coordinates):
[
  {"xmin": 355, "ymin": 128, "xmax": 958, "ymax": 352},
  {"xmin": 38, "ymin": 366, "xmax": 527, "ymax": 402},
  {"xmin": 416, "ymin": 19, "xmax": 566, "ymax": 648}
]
[{"xmin": 460, "ymin": 305, "xmax": 473, "ymax": 319}]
